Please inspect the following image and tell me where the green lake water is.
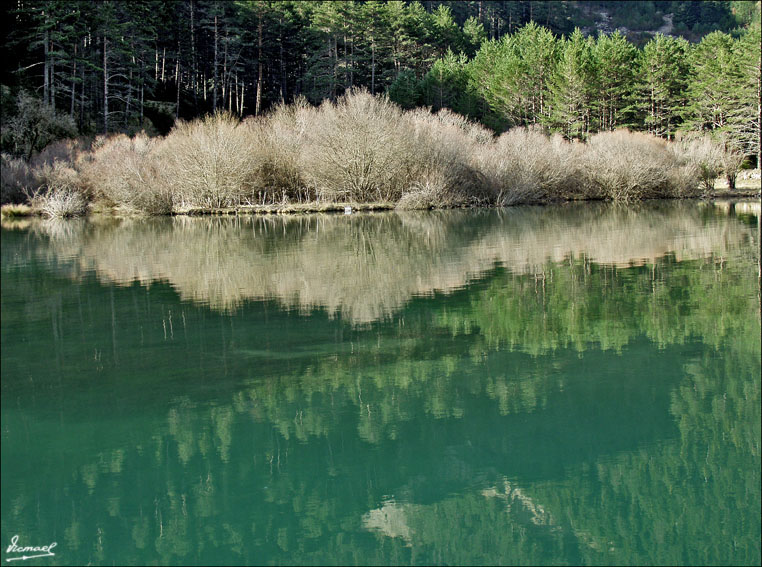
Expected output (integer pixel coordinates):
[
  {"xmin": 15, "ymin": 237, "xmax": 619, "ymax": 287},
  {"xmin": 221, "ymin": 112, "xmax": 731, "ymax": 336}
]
[{"xmin": 1, "ymin": 201, "xmax": 760, "ymax": 566}]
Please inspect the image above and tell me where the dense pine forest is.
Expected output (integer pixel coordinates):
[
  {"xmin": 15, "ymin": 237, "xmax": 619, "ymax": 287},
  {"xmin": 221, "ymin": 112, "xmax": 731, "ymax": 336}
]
[{"xmin": 0, "ymin": 1, "xmax": 760, "ymax": 213}]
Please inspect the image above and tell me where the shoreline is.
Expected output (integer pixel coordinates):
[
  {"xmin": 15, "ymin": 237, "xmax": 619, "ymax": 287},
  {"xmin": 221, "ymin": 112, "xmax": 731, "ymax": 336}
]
[{"xmin": 2, "ymin": 187, "xmax": 759, "ymax": 220}]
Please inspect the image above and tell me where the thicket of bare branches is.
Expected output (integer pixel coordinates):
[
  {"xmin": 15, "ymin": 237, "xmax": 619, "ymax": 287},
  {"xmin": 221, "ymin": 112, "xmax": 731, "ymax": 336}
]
[{"xmin": 3, "ymin": 89, "xmax": 747, "ymax": 213}]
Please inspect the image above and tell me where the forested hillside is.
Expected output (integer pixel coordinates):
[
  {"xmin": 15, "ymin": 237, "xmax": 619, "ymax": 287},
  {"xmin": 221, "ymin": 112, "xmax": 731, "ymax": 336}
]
[{"xmin": 1, "ymin": 1, "xmax": 760, "ymax": 167}]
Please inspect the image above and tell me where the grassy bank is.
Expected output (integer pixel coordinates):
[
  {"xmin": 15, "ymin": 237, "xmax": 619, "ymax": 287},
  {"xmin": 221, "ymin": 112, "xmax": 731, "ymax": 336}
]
[{"xmin": 1, "ymin": 89, "xmax": 755, "ymax": 218}]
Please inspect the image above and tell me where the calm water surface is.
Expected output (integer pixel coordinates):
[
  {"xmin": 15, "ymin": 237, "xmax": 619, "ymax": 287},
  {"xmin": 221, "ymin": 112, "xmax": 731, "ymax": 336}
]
[{"xmin": 1, "ymin": 202, "xmax": 760, "ymax": 566}]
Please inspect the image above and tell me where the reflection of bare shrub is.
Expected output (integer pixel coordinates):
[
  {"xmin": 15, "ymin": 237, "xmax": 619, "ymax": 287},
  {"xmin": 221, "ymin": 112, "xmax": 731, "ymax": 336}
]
[{"xmin": 33, "ymin": 204, "xmax": 749, "ymax": 324}]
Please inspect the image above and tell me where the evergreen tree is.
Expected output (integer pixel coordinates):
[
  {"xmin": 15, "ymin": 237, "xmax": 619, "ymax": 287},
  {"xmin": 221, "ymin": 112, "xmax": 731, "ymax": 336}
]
[
  {"xmin": 684, "ymin": 31, "xmax": 741, "ymax": 133},
  {"xmin": 421, "ymin": 49, "xmax": 474, "ymax": 116},
  {"xmin": 549, "ymin": 28, "xmax": 594, "ymax": 139},
  {"xmin": 592, "ymin": 31, "xmax": 637, "ymax": 131},
  {"xmin": 733, "ymin": 22, "xmax": 761, "ymax": 168},
  {"xmin": 635, "ymin": 33, "xmax": 690, "ymax": 139},
  {"xmin": 462, "ymin": 16, "xmax": 487, "ymax": 57}
]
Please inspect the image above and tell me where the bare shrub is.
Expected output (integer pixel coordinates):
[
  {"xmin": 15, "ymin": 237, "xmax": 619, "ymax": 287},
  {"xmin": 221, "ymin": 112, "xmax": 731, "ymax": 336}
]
[
  {"xmin": 676, "ymin": 132, "xmax": 746, "ymax": 191},
  {"xmin": 665, "ymin": 162, "xmax": 702, "ymax": 197},
  {"xmin": 78, "ymin": 132, "xmax": 173, "ymax": 214},
  {"xmin": 162, "ymin": 112, "xmax": 261, "ymax": 208},
  {"xmin": 432, "ymin": 108, "xmax": 494, "ymax": 145},
  {"xmin": 583, "ymin": 130, "xmax": 687, "ymax": 201},
  {"xmin": 1, "ymin": 153, "xmax": 35, "ymax": 203},
  {"xmin": 671, "ymin": 133, "xmax": 722, "ymax": 192},
  {"xmin": 245, "ymin": 98, "xmax": 311, "ymax": 204},
  {"xmin": 29, "ymin": 138, "xmax": 86, "ymax": 170},
  {"xmin": 34, "ymin": 160, "xmax": 80, "ymax": 193},
  {"xmin": 300, "ymin": 89, "xmax": 416, "ymax": 202},
  {"xmin": 396, "ymin": 170, "xmax": 460, "ymax": 209},
  {"xmin": 404, "ymin": 108, "xmax": 490, "ymax": 207},
  {"xmin": 479, "ymin": 127, "xmax": 579, "ymax": 205},
  {"xmin": 720, "ymin": 147, "xmax": 745, "ymax": 190},
  {"xmin": 31, "ymin": 187, "xmax": 88, "ymax": 218}
]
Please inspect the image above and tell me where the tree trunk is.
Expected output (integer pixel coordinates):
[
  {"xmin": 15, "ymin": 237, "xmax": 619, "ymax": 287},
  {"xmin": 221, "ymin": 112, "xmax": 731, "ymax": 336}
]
[
  {"xmin": 50, "ymin": 56, "xmax": 56, "ymax": 112},
  {"xmin": 190, "ymin": 0, "xmax": 198, "ymax": 106},
  {"xmin": 176, "ymin": 60, "xmax": 181, "ymax": 120},
  {"xmin": 757, "ymin": 52, "xmax": 761, "ymax": 170},
  {"xmin": 103, "ymin": 36, "xmax": 109, "ymax": 134},
  {"xmin": 279, "ymin": 16, "xmax": 286, "ymax": 102},
  {"xmin": 80, "ymin": 41, "xmax": 86, "ymax": 130},
  {"xmin": 256, "ymin": 10, "xmax": 263, "ymax": 116},
  {"xmin": 223, "ymin": 27, "xmax": 228, "ymax": 109},
  {"xmin": 213, "ymin": 14, "xmax": 218, "ymax": 112},
  {"xmin": 70, "ymin": 42, "xmax": 77, "ymax": 117},
  {"xmin": 371, "ymin": 38, "xmax": 376, "ymax": 95},
  {"xmin": 126, "ymin": 57, "xmax": 133, "ymax": 129},
  {"xmin": 332, "ymin": 35, "xmax": 338, "ymax": 100},
  {"xmin": 44, "ymin": 28, "xmax": 50, "ymax": 106}
]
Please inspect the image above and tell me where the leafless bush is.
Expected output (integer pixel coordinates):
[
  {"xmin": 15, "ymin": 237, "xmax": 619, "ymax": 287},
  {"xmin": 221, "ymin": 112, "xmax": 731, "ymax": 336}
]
[
  {"xmin": 404, "ymin": 108, "xmax": 490, "ymax": 207},
  {"xmin": 162, "ymin": 112, "xmax": 260, "ymax": 208},
  {"xmin": 300, "ymin": 89, "xmax": 416, "ymax": 202},
  {"xmin": 396, "ymin": 170, "xmax": 460, "ymax": 209},
  {"xmin": 672, "ymin": 133, "xmax": 722, "ymax": 192},
  {"xmin": 432, "ymin": 108, "xmax": 494, "ymax": 145},
  {"xmin": 29, "ymin": 138, "xmax": 87, "ymax": 170},
  {"xmin": 0, "ymin": 203, "xmax": 32, "ymax": 217},
  {"xmin": 583, "ymin": 129, "xmax": 691, "ymax": 201},
  {"xmin": 1, "ymin": 90, "xmax": 77, "ymax": 160},
  {"xmin": 1, "ymin": 153, "xmax": 35, "ymax": 203},
  {"xmin": 34, "ymin": 160, "xmax": 80, "ymax": 193},
  {"xmin": 720, "ymin": 147, "xmax": 745, "ymax": 190},
  {"xmin": 478, "ymin": 127, "xmax": 581, "ymax": 205},
  {"xmin": 10, "ymin": 93, "xmax": 732, "ymax": 213},
  {"xmin": 245, "ymin": 98, "xmax": 311, "ymax": 204},
  {"xmin": 77, "ymin": 132, "xmax": 173, "ymax": 214},
  {"xmin": 30, "ymin": 187, "xmax": 88, "ymax": 218}
]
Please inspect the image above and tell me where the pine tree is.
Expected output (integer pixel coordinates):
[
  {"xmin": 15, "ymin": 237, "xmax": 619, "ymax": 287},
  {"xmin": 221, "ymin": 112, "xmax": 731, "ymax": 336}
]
[
  {"xmin": 592, "ymin": 31, "xmax": 637, "ymax": 132},
  {"xmin": 685, "ymin": 31, "xmax": 741, "ymax": 133},
  {"xmin": 549, "ymin": 28, "xmax": 594, "ymax": 139},
  {"xmin": 635, "ymin": 33, "xmax": 689, "ymax": 139},
  {"xmin": 733, "ymin": 23, "xmax": 761, "ymax": 168}
]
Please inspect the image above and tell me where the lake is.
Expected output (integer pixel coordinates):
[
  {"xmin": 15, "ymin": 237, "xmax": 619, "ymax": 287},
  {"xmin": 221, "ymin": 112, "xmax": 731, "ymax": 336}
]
[{"xmin": 1, "ymin": 201, "xmax": 760, "ymax": 565}]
